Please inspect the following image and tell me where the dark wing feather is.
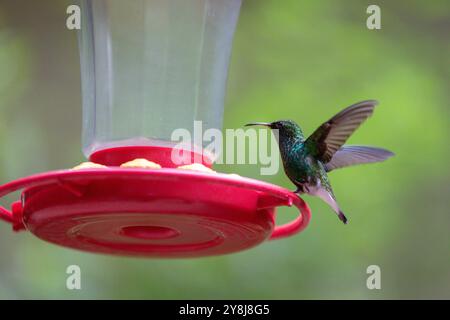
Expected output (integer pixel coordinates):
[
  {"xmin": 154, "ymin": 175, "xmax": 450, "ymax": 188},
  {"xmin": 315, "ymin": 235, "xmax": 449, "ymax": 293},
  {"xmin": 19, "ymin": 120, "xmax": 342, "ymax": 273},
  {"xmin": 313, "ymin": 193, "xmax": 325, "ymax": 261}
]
[
  {"xmin": 325, "ymin": 145, "xmax": 394, "ymax": 172},
  {"xmin": 305, "ymin": 100, "xmax": 378, "ymax": 162}
]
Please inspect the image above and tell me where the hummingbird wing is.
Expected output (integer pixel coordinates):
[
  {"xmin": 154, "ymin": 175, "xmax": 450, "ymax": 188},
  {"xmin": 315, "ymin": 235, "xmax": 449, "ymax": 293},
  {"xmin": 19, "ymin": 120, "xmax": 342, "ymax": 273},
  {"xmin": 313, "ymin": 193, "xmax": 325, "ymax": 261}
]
[
  {"xmin": 305, "ymin": 100, "xmax": 378, "ymax": 162},
  {"xmin": 325, "ymin": 145, "xmax": 394, "ymax": 172}
]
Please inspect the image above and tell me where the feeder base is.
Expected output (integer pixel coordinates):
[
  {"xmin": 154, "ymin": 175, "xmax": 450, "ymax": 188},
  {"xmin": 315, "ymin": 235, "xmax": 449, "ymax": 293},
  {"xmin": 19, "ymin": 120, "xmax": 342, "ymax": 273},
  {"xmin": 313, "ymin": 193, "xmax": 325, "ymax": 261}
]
[{"xmin": 0, "ymin": 169, "xmax": 310, "ymax": 257}]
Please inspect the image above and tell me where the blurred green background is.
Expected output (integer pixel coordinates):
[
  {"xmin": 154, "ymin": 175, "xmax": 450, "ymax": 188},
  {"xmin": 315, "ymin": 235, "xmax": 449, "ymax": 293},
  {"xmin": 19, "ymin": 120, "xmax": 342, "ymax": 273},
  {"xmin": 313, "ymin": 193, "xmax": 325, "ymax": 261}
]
[{"xmin": 1, "ymin": 0, "xmax": 450, "ymax": 299}]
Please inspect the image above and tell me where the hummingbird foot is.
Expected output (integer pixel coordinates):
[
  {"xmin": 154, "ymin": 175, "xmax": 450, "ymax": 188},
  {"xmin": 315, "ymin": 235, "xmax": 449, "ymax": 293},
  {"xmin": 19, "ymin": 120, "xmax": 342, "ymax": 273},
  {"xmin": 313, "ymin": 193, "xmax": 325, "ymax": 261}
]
[
  {"xmin": 293, "ymin": 185, "xmax": 309, "ymax": 194},
  {"xmin": 293, "ymin": 187, "xmax": 303, "ymax": 194}
]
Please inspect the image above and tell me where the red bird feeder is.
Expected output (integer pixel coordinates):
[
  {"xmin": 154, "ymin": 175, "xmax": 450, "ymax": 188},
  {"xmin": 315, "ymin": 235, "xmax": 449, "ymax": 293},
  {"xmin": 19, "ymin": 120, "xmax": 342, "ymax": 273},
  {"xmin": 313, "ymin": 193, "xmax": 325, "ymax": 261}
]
[{"xmin": 0, "ymin": 0, "xmax": 310, "ymax": 257}]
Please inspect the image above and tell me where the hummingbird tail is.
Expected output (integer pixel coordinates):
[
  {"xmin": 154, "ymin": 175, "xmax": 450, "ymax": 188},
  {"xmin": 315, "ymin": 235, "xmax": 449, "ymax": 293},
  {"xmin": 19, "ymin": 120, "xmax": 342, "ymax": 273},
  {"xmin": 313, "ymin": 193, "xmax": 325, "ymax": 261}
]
[
  {"xmin": 311, "ymin": 185, "xmax": 348, "ymax": 225},
  {"xmin": 338, "ymin": 210, "xmax": 348, "ymax": 224}
]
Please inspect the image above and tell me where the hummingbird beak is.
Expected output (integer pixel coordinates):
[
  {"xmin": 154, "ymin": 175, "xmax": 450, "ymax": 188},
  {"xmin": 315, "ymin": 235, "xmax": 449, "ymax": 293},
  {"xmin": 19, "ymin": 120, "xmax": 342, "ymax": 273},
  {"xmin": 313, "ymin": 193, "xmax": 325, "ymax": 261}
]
[{"xmin": 245, "ymin": 122, "xmax": 272, "ymax": 127}]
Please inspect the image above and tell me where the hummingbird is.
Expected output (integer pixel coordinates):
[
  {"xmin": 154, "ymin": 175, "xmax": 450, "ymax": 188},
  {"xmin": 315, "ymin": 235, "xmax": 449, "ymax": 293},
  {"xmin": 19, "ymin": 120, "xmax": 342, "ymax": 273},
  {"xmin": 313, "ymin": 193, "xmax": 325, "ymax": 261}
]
[{"xmin": 245, "ymin": 100, "xmax": 394, "ymax": 224}]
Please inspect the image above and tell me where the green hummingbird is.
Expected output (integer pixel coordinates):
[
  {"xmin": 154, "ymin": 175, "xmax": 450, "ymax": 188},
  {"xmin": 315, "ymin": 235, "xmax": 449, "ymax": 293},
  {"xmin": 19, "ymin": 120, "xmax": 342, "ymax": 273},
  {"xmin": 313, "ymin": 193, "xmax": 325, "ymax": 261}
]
[{"xmin": 245, "ymin": 100, "xmax": 394, "ymax": 224}]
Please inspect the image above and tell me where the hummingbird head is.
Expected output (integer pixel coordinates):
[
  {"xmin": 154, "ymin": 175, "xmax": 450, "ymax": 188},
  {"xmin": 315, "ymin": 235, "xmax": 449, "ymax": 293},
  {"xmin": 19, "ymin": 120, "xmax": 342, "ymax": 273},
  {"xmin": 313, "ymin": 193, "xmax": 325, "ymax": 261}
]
[{"xmin": 245, "ymin": 120, "xmax": 304, "ymax": 141}]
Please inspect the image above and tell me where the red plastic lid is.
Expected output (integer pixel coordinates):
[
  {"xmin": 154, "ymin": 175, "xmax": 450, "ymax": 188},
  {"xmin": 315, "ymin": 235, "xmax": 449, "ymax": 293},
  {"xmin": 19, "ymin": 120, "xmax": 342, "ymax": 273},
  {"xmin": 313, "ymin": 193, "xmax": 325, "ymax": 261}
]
[
  {"xmin": 90, "ymin": 145, "xmax": 213, "ymax": 168},
  {"xmin": 0, "ymin": 147, "xmax": 311, "ymax": 257}
]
